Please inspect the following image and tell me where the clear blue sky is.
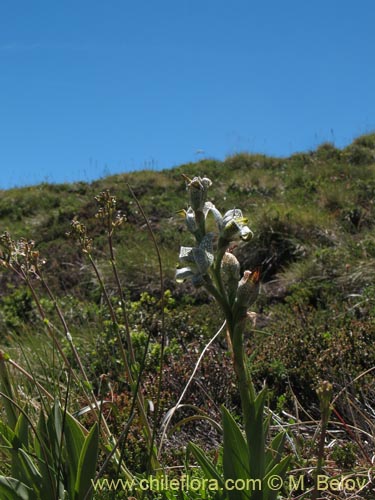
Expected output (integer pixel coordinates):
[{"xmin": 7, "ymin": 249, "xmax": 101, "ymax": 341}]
[{"xmin": 1, "ymin": 0, "xmax": 374, "ymax": 189}]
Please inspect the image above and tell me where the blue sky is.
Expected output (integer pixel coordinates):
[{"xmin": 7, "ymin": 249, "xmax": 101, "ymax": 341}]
[{"xmin": 1, "ymin": 0, "xmax": 374, "ymax": 189}]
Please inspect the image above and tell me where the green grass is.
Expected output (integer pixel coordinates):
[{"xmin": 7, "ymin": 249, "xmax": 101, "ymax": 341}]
[{"xmin": 1, "ymin": 133, "xmax": 375, "ymax": 498}]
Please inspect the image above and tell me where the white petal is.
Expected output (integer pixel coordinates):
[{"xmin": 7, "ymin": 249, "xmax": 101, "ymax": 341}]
[
  {"xmin": 185, "ymin": 207, "xmax": 197, "ymax": 233},
  {"xmin": 204, "ymin": 202, "xmax": 223, "ymax": 228},
  {"xmin": 240, "ymin": 226, "xmax": 253, "ymax": 241},
  {"xmin": 201, "ymin": 177, "xmax": 212, "ymax": 189},
  {"xmin": 179, "ymin": 246, "xmax": 194, "ymax": 262},
  {"xmin": 222, "ymin": 208, "xmax": 243, "ymax": 225},
  {"xmin": 175, "ymin": 267, "xmax": 194, "ymax": 283}
]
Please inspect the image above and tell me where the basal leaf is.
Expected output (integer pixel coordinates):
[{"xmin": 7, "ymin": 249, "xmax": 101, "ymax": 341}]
[
  {"xmin": 0, "ymin": 476, "xmax": 36, "ymax": 500},
  {"xmin": 222, "ymin": 406, "xmax": 250, "ymax": 500},
  {"xmin": 74, "ymin": 422, "xmax": 99, "ymax": 500},
  {"xmin": 64, "ymin": 412, "xmax": 85, "ymax": 498}
]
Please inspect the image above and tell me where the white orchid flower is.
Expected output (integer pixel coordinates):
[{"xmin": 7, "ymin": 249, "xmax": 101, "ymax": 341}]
[
  {"xmin": 205, "ymin": 203, "xmax": 253, "ymax": 242},
  {"xmin": 175, "ymin": 233, "xmax": 215, "ymax": 286}
]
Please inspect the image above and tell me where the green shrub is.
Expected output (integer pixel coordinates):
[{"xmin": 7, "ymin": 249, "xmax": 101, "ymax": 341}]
[
  {"xmin": 0, "ymin": 286, "xmax": 35, "ymax": 333},
  {"xmin": 331, "ymin": 442, "xmax": 358, "ymax": 470}
]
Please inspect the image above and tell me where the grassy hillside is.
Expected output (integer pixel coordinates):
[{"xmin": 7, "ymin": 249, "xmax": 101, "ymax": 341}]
[
  {"xmin": 1, "ymin": 134, "xmax": 375, "ymax": 498},
  {"xmin": 2, "ymin": 135, "xmax": 375, "ymax": 287},
  {"xmin": 1, "ymin": 133, "xmax": 375, "ymax": 403}
]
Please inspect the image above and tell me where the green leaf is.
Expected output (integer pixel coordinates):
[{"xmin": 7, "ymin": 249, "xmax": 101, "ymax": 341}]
[
  {"xmin": 34, "ymin": 410, "xmax": 51, "ymax": 465},
  {"xmin": 265, "ymin": 432, "xmax": 286, "ymax": 474},
  {"xmin": 247, "ymin": 388, "xmax": 268, "ymax": 485},
  {"xmin": 0, "ymin": 421, "xmax": 16, "ymax": 448},
  {"xmin": 47, "ymin": 400, "xmax": 63, "ymax": 461},
  {"xmin": 9, "ymin": 451, "xmax": 27, "ymax": 487},
  {"xmin": 10, "ymin": 448, "xmax": 43, "ymax": 495},
  {"xmin": 263, "ymin": 455, "xmax": 293, "ymax": 500},
  {"xmin": 0, "ymin": 476, "xmax": 36, "ymax": 500},
  {"xmin": 12, "ymin": 412, "xmax": 58, "ymax": 498},
  {"xmin": 74, "ymin": 422, "xmax": 99, "ymax": 500},
  {"xmin": 83, "ymin": 380, "xmax": 93, "ymax": 392},
  {"xmin": 222, "ymin": 406, "xmax": 250, "ymax": 500},
  {"xmin": 14, "ymin": 412, "xmax": 29, "ymax": 451},
  {"xmin": 0, "ymin": 361, "xmax": 18, "ymax": 430},
  {"xmin": 64, "ymin": 412, "xmax": 85, "ymax": 498},
  {"xmin": 187, "ymin": 442, "xmax": 225, "ymax": 489},
  {"xmin": 34, "ymin": 410, "xmax": 59, "ymax": 500}
]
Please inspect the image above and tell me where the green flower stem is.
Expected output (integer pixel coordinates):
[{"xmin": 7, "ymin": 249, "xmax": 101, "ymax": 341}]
[
  {"xmin": 204, "ymin": 277, "xmax": 232, "ymax": 323},
  {"xmin": 211, "ymin": 241, "xmax": 258, "ymax": 423},
  {"xmin": 232, "ymin": 320, "xmax": 266, "ymax": 488},
  {"xmin": 208, "ymin": 239, "xmax": 234, "ymax": 327},
  {"xmin": 311, "ymin": 419, "xmax": 328, "ymax": 500},
  {"xmin": 231, "ymin": 321, "xmax": 256, "ymax": 405},
  {"xmin": 312, "ymin": 381, "xmax": 333, "ymax": 500}
]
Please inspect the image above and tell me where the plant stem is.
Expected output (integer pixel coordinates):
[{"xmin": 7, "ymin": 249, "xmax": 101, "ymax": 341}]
[
  {"xmin": 106, "ymin": 215, "xmax": 136, "ymax": 366},
  {"xmin": 311, "ymin": 420, "xmax": 328, "ymax": 500}
]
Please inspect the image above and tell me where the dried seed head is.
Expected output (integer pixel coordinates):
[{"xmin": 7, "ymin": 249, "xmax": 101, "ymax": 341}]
[
  {"xmin": 95, "ymin": 190, "xmax": 117, "ymax": 218},
  {"xmin": 67, "ymin": 219, "xmax": 92, "ymax": 253}
]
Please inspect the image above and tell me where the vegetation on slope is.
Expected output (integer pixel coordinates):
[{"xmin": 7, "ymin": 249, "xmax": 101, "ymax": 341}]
[{"xmin": 0, "ymin": 134, "xmax": 375, "ymax": 498}]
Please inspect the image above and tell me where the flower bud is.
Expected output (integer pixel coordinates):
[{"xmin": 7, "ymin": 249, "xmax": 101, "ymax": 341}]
[
  {"xmin": 186, "ymin": 176, "xmax": 212, "ymax": 211},
  {"xmin": 316, "ymin": 380, "xmax": 333, "ymax": 423},
  {"xmin": 221, "ymin": 252, "xmax": 240, "ymax": 304},
  {"xmin": 235, "ymin": 269, "xmax": 260, "ymax": 309}
]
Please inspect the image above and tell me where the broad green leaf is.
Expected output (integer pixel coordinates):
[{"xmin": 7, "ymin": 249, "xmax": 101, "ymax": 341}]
[
  {"xmin": 34, "ymin": 410, "xmax": 52, "ymax": 466},
  {"xmin": 14, "ymin": 412, "xmax": 28, "ymax": 451},
  {"xmin": 263, "ymin": 455, "xmax": 292, "ymax": 500},
  {"xmin": 247, "ymin": 388, "xmax": 268, "ymax": 486},
  {"xmin": 10, "ymin": 448, "xmax": 43, "ymax": 495},
  {"xmin": 10, "ymin": 450, "xmax": 28, "ymax": 487},
  {"xmin": 0, "ymin": 476, "xmax": 36, "ymax": 500},
  {"xmin": 0, "ymin": 421, "xmax": 16, "ymax": 448},
  {"xmin": 265, "ymin": 432, "xmax": 286, "ymax": 474},
  {"xmin": 222, "ymin": 406, "xmax": 250, "ymax": 500},
  {"xmin": 52, "ymin": 400, "xmax": 63, "ymax": 443},
  {"xmin": 188, "ymin": 442, "xmax": 225, "ymax": 489},
  {"xmin": 187, "ymin": 443, "xmax": 227, "ymax": 500},
  {"xmin": 74, "ymin": 422, "xmax": 99, "ymax": 500},
  {"xmin": 34, "ymin": 407, "xmax": 67, "ymax": 500},
  {"xmin": 18, "ymin": 441, "xmax": 58, "ymax": 500},
  {"xmin": 47, "ymin": 400, "xmax": 63, "ymax": 462},
  {"xmin": 35, "ymin": 457, "xmax": 56, "ymax": 500},
  {"xmin": 253, "ymin": 387, "xmax": 268, "ymax": 416},
  {"xmin": 64, "ymin": 412, "xmax": 85, "ymax": 498}
]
